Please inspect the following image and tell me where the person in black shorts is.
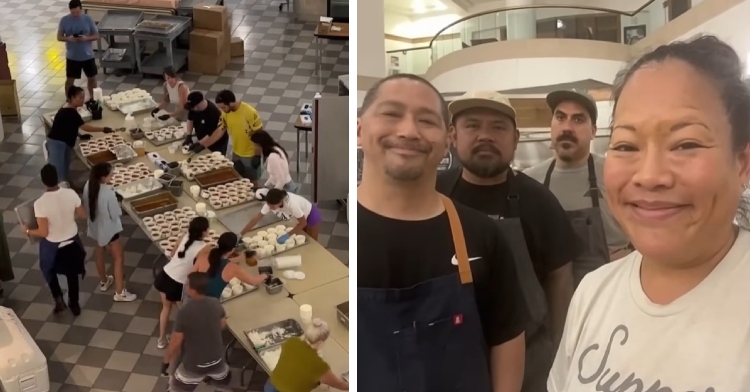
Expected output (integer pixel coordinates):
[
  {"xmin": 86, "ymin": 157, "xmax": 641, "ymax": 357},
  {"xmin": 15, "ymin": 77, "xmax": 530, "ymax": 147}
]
[
  {"xmin": 58, "ymin": 0, "xmax": 99, "ymax": 100},
  {"xmin": 183, "ymin": 92, "xmax": 230, "ymax": 155}
]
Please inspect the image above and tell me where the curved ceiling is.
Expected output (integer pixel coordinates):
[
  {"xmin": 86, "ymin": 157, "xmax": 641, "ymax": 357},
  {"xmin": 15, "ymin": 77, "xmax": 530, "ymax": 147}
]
[{"xmin": 386, "ymin": 0, "xmax": 652, "ymax": 18}]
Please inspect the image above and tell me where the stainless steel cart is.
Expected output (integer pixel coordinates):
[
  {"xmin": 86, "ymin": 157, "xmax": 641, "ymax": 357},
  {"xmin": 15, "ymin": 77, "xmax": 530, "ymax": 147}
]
[
  {"xmin": 133, "ymin": 15, "xmax": 191, "ymax": 76},
  {"xmin": 97, "ymin": 10, "xmax": 144, "ymax": 75}
]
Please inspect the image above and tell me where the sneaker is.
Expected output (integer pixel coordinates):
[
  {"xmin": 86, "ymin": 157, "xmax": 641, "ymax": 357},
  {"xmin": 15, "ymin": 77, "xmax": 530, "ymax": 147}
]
[
  {"xmin": 114, "ymin": 289, "xmax": 137, "ymax": 302},
  {"xmin": 98, "ymin": 275, "xmax": 114, "ymax": 292},
  {"xmin": 157, "ymin": 336, "xmax": 170, "ymax": 349}
]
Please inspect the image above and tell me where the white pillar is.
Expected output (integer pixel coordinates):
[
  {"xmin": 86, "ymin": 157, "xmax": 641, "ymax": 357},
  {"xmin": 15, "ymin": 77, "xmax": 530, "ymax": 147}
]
[
  {"xmin": 505, "ymin": 0, "xmax": 536, "ymax": 40},
  {"xmin": 357, "ymin": 0, "xmax": 386, "ymax": 105}
]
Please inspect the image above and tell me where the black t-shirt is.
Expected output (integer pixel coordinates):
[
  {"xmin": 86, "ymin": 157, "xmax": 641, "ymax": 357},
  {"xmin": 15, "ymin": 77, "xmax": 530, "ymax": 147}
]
[
  {"xmin": 358, "ymin": 201, "xmax": 527, "ymax": 346},
  {"xmin": 438, "ymin": 170, "xmax": 583, "ymax": 282},
  {"xmin": 187, "ymin": 101, "xmax": 228, "ymax": 152},
  {"xmin": 48, "ymin": 107, "xmax": 84, "ymax": 147}
]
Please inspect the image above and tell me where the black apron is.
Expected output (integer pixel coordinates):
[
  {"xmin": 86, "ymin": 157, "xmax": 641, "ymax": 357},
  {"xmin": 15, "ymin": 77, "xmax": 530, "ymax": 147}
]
[
  {"xmin": 358, "ymin": 196, "xmax": 492, "ymax": 392},
  {"xmin": 437, "ymin": 168, "xmax": 553, "ymax": 392},
  {"xmin": 543, "ymin": 155, "xmax": 610, "ymax": 286}
]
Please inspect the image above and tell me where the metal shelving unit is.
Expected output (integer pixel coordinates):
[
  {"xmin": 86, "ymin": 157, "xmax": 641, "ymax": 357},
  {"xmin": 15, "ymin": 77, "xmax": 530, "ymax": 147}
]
[
  {"xmin": 133, "ymin": 15, "xmax": 191, "ymax": 76},
  {"xmin": 97, "ymin": 10, "xmax": 144, "ymax": 74}
]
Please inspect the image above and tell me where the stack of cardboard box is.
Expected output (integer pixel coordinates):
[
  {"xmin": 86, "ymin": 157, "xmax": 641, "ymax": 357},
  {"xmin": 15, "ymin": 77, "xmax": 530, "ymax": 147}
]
[
  {"xmin": 0, "ymin": 42, "xmax": 19, "ymax": 117},
  {"xmin": 189, "ymin": 4, "xmax": 231, "ymax": 75}
]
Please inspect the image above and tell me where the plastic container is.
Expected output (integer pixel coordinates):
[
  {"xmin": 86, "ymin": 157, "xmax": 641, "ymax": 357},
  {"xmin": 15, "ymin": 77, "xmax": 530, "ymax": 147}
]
[
  {"xmin": 299, "ymin": 304, "xmax": 313, "ymax": 324},
  {"xmin": 124, "ymin": 113, "xmax": 137, "ymax": 131}
]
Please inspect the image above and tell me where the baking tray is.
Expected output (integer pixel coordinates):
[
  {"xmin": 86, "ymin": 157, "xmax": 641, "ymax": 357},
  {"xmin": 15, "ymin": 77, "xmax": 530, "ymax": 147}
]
[
  {"xmin": 117, "ymin": 97, "xmax": 158, "ymax": 115},
  {"xmin": 110, "ymin": 144, "xmax": 137, "ymax": 161},
  {"xmin": 336, "ymin": 302, "xmax": 349, "ymax": 330},
  {"xmin": 245, "ymin": 226, "xmax": 311, "ymax": 258},
  {"xmin": 14, "ymin": 182, "xmax": 70, "ymax": 245},
  {"xmin": 220, "ymin": 283, "xmax": 260, "ymax": 303},
  {"xmin": 245, "ymin": 319, "xmax": 304, "ymax": 351},
  {"xmin": 129, "ymin": 190, "xmax": 179, "ymax": 218},
  {"xmin": 147, "ymin": 132, "xmax": 187, "ymax": 147},
  {"xmin": 86, "ymin": 150, "xmax": 118, "ymax": 166},
  {"xmin": 194, "ymin": 167, "xmax": 242, "ymax": 189},
  {"xmin": 342, "ymin": 372, "xmax": 349, "ymax": 383},
  {"xmin": 115, "ymin": 177, "xmax": 163, "ymax": 200}
]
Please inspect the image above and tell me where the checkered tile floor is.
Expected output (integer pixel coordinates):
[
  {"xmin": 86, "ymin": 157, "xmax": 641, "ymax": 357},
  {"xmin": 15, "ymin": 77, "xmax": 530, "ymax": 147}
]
[{"xmin": 0, "ymin": 0, "xmax": 349, "ymax": 390}]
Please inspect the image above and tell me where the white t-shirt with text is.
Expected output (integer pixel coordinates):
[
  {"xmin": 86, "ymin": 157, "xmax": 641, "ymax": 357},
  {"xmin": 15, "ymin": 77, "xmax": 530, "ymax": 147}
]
[
  {"xmin": 260, "ymin": 192, "xmax": 312, "ymax": 221},
  {"xmin": 548, "ymin": 229, "xmax": 750, "ymax": 391},
  {"xmin": 34, "ymin": 188, "xmax": 81, "ymax": 243}
]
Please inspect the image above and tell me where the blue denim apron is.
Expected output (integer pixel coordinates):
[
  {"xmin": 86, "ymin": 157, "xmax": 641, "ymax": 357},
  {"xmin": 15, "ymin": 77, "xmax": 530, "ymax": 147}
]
[{"xmin": 358, "ymin": 196, "xmax": 492, "ymax": 392}]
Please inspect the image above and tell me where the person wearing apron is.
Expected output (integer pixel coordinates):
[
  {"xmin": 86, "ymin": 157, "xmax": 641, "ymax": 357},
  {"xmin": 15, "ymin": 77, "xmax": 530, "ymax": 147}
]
[
  {"xmin": 358, "ymin": 74, "xmax": 528, "ymax": 392},
  {"xmin": 437, "ymin": 91, "xmax": 584, "ymax": 392},
  {"xmin": 152, "ymin": 66, "xmax": 190, "ymax": 123},
  {"xmin": 523, "ymin": 90, "xmax": 631, "ymax": 286}
]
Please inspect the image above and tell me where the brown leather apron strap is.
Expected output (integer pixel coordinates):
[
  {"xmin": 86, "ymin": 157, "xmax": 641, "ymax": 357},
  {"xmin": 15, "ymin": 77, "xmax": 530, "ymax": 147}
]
[{"xmin": 440, "ymin": 195, "xmax": 473, "ymax": 284}]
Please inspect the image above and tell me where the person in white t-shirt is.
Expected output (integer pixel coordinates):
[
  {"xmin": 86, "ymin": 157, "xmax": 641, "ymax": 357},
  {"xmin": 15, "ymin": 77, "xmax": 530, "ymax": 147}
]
[
  {"xmin": 22, "ymin": 164, "xmax": 87, "ymax": 316},
  {"xmin": 548, "ymin": 37, "xmax": 750, "ymax": 391},
  {"xmin": 240, "ymin": 189, "xmax": 322, "ymax": 240},
  {"xmin": 249, "ymin": 130, "xmax": 299, "ymax": 193},
  {"xmin": 153, "ymin": 216, "xmax": 210, "ymax": 350}
]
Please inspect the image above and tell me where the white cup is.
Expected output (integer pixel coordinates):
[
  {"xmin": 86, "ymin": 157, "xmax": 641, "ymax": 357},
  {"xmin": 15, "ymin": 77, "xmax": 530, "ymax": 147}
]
[
  {"xmin": 190, "ymin": 185, "xmax": 200, "ymax": 198},
  {"xmin": 195, "ymin": 203, "xmax": 207, "ymax": 215},
  {"xmin": 153, "ymin": 169, "xmax": 164, "ymax": 179},
  {"xmin": 300, "ymin": 304, "xmax": 313, "ymax": 324},
  {"xmin": 168, "ymin": 145, "xmax": 178, "ymax": 154}
]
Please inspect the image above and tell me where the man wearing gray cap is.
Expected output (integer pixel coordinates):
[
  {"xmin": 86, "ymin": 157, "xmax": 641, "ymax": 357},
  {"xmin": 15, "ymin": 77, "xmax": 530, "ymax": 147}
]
[
  {"xmin": 437, "ymin": 91, "xmax": 583, "ymax": 392},
  {"xmin": 524, "ymin": 90, "xmax": 631, "ymax": 286}
]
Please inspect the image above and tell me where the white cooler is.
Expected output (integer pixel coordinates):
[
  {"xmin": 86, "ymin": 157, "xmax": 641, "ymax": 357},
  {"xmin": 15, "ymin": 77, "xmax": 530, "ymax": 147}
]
[{"xmin": 0, "ymin": 307, "xmax": 49, "ymax": 392}]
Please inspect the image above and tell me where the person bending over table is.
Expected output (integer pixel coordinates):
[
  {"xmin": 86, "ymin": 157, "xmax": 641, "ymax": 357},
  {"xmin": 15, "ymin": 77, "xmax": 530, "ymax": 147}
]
[
  {"xmin": 83, "ymin": 163, "xmax": 137, "ymax": 303},
  {"xmin": 215, "ymin": 89, "xmax": 264, "ymax": 184},
  {"xmin": 23, "ymin": 164, "xmax": 88, "ymax": 316},
  {"xmin": 250, "ymin": 130, "xmax": 299, "ymax": 192},
  {"xmin": 152, "ymin": 66, "xmax": 190, "ymax": 123},
  {"xmin": 187, "ymin": 233, "xmax": 267, "ymax": 301},
  {"xmin": 264, "ymin": 318, "xmax": 349, "ymax": 392},
  {"xmin": 240, "ymin": 189, "xmax": 322, "ymax": 241},
  {"xmin": 182, "ymin": 91, "xmax": 229, "ymax": 155},
  {"xmin": 47, "ymin": 86, "xmax": 112, "ymax": 191},
  {"xmin": 154, "ymin": 217, "xmax": 210, "ymax": 349}
]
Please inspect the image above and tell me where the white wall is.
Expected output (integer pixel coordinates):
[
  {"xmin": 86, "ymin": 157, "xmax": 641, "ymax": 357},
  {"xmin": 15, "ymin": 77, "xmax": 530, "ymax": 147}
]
[{"xmin": 430, "ymin": 57, "xmax": 625, "ymax": 92}]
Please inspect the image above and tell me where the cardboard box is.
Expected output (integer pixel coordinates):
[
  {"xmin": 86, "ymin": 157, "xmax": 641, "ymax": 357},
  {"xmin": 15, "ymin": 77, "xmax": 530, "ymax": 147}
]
[
  {"xmin": 221, "ymin": 29, "xmax": 231, "ymax": 63},
  {"xmin": 188, "ymin": 51, "xmax": 224, "ymax": 75},
  {"xmin": 0, "ymin": 80, "xmax": 20, "ymax": 117},
  {"xmin": 189, "ymin": 29, "xmax": 223, "ymax": 56},
  {"xmin": 230, "ymin": 37, "xmax": 244, "ymax": 58},
  {"xmin": 193, "ymin": 4, "xmax": 227, "ymax": 31}
]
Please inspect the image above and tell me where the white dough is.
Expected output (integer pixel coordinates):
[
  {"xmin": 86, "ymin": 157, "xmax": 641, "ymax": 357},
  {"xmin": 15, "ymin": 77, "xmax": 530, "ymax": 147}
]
[
  {"xmin": 221, "ymin": 288, "xmax": 232, "ymax": 299},
  {"xmin": 229, "ymin": 278, "xmax": 241, "ymax": 287}
]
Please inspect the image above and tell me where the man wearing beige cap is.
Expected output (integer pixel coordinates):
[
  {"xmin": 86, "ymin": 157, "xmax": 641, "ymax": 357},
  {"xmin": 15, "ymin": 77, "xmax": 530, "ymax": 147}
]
[
  {"xmin": 524, "ymin": 90, "xmax": 630, "ymax": 285},
  {"xmin": 437, "ymin": 91, "xmax": 582, "ymax": 392}
]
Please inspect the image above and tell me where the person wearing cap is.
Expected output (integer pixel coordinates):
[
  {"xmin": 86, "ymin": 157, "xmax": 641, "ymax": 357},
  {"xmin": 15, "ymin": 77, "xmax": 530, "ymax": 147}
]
[
  {"xmin": 182, "ymin": 91, "xmax": 230, "ymax": 155},
  {"xmin": 358, "ymin": 74, "xmax": 527, "ymax": 392},
  {"xmin": 436, "ymin": 91, "xmax": 583, "ymax": 392},
  {"xmin": 524, "ymin": 90, "xmax": 630, "ymax": 286}
]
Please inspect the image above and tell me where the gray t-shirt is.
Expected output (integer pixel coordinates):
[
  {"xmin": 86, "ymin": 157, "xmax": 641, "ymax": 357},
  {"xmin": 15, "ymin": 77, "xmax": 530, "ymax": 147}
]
[
  {"xmin": 523, "ymin": 154, "xmax": 629, "ymax": 252},
  {"xmin": 174, "ymin": 296, "xmax": 226, "ymax": 372}
]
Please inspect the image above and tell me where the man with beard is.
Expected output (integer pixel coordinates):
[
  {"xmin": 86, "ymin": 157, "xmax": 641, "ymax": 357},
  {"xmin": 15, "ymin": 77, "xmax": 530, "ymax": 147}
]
[
  {"xmin": 436, "ymin": 91, "xmax": 582, "ymax": 392},
  {"xmin": 524, "ymin": 90, "xmax": 630, "ymax": 287},
  {"xmin": 358, "ymin": 74, "xmax": 527, "ymax": 392}
]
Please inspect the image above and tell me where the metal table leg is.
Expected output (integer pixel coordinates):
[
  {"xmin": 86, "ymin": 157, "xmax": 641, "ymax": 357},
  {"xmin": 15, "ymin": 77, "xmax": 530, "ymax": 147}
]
[
  {"xmin": 305, "ymin": 129, "xmax": 309, "ymax": 160},
  {"xmin": 296, "ymin": 128, "xmax": 301, "ymax": 174}
]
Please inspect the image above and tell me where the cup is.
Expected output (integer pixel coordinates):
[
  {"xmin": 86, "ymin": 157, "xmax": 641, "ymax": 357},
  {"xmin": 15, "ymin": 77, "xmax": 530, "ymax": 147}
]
[
  {"xmin": 181, "ymin": 145, "xmax": 190, "ymax": 154},
  {"xmin": 168, "ymin": 144, "xmax": 178, "ymax": 154},
  {"xmin": 195, "ymin": 203, "xmax": 207, "ymax": 215},
  {"xmin": 200, "ymin": 190, "xmax": 210, "ymax": 199},
  {"xmin": 190, "ymin": 185, "xmax": 200, "ymax": 198},
  {"xmin": 153, "ymin": 169, "xmax": 164, "ymax": 179},
  {"xmin": 300, "ymin": 304, "xmax": 313, "ymax": 324}
]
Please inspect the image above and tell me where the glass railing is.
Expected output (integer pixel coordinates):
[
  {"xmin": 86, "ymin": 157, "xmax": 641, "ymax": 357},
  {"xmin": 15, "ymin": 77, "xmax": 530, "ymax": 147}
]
[{"xmin": 388, "ymin": 0, "xmax": 693, "ymax": 74}]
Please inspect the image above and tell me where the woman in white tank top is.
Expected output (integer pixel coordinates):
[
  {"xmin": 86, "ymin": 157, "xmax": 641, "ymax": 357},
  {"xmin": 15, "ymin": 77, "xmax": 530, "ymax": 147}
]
[
  {"xmin": 153, "ymin": 66, "xmax": 190, "ymax": 122},
  {"xmin": 153, "ymin": 217, "xmax": 210, "ymax": 349}
]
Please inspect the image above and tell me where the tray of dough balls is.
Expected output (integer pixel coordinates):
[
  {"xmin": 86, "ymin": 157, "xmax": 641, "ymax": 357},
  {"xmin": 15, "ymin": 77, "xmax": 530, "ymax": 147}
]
[
  {"xmin": 142, "ymin": 207, "xmax": 202, "ymax": 242},
  {"xmin": 242, "ymin": 225, "xmax": 309, "ymax": 258},
  {"xmin": 200, "ymin": 179, "xmax": 256, "ymax": 210},
  {"xmin": 145, "ymin": 125, "xmax": 188, "ymax": 146},
  {"xmin": 220, "ymin": 276, "xmax": 260, "ymax": 302},
  {"xmin": 103, "ymin": 89, "xmax": 157, "ymax": 114},
  {"xmin": 79, "ymin": 135, "xmax": 128, "ymax": 157},
  {"xmin": 180, "ymin": 152, "xmax": 234, "ymax": 180}
]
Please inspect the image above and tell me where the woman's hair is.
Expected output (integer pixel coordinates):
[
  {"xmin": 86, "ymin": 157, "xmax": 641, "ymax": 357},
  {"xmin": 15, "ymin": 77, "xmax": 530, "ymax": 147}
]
[
  {"xmin": 163, "ymin": 66, "xmax": 177, "ymax": 79},
  {"xmin": 66, "ymin": 86, "xmax": 84, "ymax": 102},
  {"xmin": 303, "ymin": 318, "xmax": 330, "ymax": 345},
  {"xmin": 611, "ymin": 35, "xmax": 750, "ymax": 229},
  {"xmin": 207, "ymin": 232, "xmax": 238, "ymax": 278},
  {"xmin": 250, "ymin": 130, "xmax": 288, "ymax": 159},
  {"xmin": 88, "ymin": 163, "xmax": 112, "ymax": 222},
  {"xmin": 40, "ymin": 164, "xmax": 59, "ymax": 188},
  {"xmin": 178, "ymin": 217, "xmax": 209, "ymax": 258},
  {"xmin": 265, "ymin": 189, "xmax": 287, "ymax": 205}
]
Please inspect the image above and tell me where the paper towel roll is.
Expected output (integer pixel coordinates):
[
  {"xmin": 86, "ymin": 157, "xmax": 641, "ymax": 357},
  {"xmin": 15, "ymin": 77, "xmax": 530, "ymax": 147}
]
[
  {"xmin": 274, "ymin": 255, "xmax": 302, "ymax": 269},
  {"xmin": 93, "ymin": 87, "xmax": 103, "ymax": 101}
]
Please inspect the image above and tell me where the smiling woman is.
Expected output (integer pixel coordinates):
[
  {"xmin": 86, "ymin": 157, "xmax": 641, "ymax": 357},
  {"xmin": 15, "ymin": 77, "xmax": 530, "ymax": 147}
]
[{"xmin": 547, "ymin": 36, "xmax": 750, "ymax": 391}]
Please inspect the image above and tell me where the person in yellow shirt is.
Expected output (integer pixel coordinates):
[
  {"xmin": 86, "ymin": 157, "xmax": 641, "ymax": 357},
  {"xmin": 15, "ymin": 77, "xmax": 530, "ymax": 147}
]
[
  {"xmin": 265, "ymin": 318, "xmax": 349, "ymax": 392},
  {"xmin": 215, "ymin": 90, "xmax": 264, "ymax": 185}
]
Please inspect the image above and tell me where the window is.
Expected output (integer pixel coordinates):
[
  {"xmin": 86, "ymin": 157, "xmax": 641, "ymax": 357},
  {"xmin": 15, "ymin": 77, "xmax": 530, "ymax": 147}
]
[{"xmin": 664, "ymin": 0, "xmax": 692, "ymax": 21}]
